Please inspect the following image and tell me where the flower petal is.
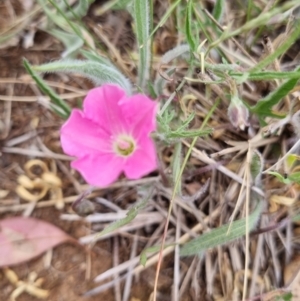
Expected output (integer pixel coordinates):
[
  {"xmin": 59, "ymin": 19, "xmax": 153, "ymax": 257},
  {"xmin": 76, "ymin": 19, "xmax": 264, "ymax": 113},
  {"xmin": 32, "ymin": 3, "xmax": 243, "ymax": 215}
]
[
  {"xmin": 123, "ymin": 136, "xmax": 157, "ymax": 179},
  {"xmin": 71, "ymin": 154, "xmax": 125, "ymax": 187},
  {"xmin": 83, "ymin": 84, "xmax": 128, "ymax": 134},
  {"xmin": 60, "ymin": 110, "xmax": 111, "ymax": 157},
  {"xmin": 119, "ymin": 94, "xmax": 157, "ymax": 138}
]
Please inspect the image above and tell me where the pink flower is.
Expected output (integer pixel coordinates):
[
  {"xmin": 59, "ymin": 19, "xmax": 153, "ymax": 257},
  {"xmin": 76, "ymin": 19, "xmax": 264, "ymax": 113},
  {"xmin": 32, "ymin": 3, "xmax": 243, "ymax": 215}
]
[{"xmin": 60, "ymin": 84, "xmax": 158, "ymax": 187}]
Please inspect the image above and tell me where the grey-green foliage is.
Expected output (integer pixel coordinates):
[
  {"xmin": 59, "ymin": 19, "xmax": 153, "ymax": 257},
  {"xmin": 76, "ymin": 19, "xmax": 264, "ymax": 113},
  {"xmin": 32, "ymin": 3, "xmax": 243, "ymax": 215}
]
[
  {"xmin": 160, "ymin": 44, "xmax": 190, "ymax": 65},
  {"xmin": 157, "ymin": 110, "xmax": 212, "ymax": 142},
  {"xmin": 37, "ymin": 0, "xmax": 94, "ymax": 58},
  {"xmin": 80, "ymin": 49, "xmax": 119, "ymax": 69},
  {"xmin": 32, "ymin": 59, "xmax": 132, "ymax": 95},
  {"xmin": 47, "ymin": 29, "xmax": 83, "ymax": 58}
]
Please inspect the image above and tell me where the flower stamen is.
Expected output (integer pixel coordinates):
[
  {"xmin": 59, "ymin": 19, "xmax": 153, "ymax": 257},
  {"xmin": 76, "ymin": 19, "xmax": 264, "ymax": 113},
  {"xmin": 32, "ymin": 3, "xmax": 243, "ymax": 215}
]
[{"xmin": 113, "ymin": 135, "xmax": 136, "ymax": 157}]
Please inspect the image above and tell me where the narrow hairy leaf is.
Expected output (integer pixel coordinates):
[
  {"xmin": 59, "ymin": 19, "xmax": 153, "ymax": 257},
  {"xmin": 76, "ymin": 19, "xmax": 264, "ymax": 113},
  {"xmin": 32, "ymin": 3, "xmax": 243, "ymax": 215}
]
[
  {"xmin": 185, "ymin": 0, "xmax": 197, "ymax": 51},
  {"xmin": 32, "ymin": 59, "xmax": 132, "ymax": 95},
  {"xmin": 231, "ymin": 70, "xmax": 300, "ymax": 81},
  {"xmin": 212, "ymin": 0, "xmax": 224, "ymax": 21},
  {"xmin": 133, "ymin": 0, "xmax": 151, "ymax": 88},
  {"xmin": 23, "ymin": 59, "xmax": 71, "ymax": 118},
  {"xmin": 80, "ymin": 49, "xmax": 120, "ymax": 69},
  {"xmin": 180, "ymin": 200, "xmax": 263, "ymax": 256},
  {"xmin": 166, "ymin": 128, "xmax": 212, "ymax": 139},
  {"xmin": 251, "ymin": 66, "xmax": 300, "ymax": 117},
  {"xmin": 94, "ymin": 195, "xmax": 151, "ymax": 238},
  {"xmin": 160, "ymin": 44, "xmax": 190, "ymax": 65}
]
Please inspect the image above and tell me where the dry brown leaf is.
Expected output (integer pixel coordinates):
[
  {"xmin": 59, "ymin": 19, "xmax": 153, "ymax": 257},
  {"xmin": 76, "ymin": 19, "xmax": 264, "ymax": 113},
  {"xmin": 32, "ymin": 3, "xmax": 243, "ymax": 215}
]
[
  {"xmin": 270, "ymin": 195, "xmax": 296, "ymax": 206},
  {"xmin": 0, "ymin": 189, "xmax": 9, "ymax": 199}
]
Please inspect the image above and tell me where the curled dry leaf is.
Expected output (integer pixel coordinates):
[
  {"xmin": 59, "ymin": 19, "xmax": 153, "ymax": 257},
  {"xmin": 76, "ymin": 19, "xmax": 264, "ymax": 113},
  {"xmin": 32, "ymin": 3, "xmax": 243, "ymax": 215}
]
[
  {"xmin": 0, "ymin": 217, "xmax": 74, "ymax": 267},
  {"xmin": 4, "ymin": 268, "xmax": 50, "ymax": 300},
  {"xmin": 270, "ymin": 195, "xmax": 296, "ymax": 207},
  {"xmin": 16, "ymin": 159, "xmax": 64, "ymax": 209}
]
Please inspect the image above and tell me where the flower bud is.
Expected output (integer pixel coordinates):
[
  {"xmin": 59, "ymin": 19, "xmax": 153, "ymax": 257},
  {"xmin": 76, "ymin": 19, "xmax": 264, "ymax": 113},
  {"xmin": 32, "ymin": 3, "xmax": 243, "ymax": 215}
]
[
  {"xmin": 72, "ymin": 199, "xmax": 96, "ymax": 217},
  {"xmin": 228, "ymin": 95, "xmax": 249, "ymax": 130}
]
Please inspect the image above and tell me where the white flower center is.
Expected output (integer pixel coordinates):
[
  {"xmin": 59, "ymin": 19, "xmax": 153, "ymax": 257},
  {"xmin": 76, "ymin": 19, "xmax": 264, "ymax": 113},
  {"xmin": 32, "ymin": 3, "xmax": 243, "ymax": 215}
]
[{"xmin": 113, "ymin": 134, "xmax": 136, "ymax": 157}]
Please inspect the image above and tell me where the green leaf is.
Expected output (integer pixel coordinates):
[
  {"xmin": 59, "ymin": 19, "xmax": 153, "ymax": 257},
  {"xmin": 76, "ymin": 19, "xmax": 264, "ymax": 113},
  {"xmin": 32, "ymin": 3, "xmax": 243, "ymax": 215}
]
[
  {"xmin": 147, "ymin": 82, "xmax": 157, "ymax": 99},
  {"xmin": 166, "ymin": 128, "xmax": 212, "ymax": 139},
  {"xmin": 133, "ymin": 0, "xmax": 151, "ymax": 89},
  {"xmin": 32, "ymin": 59, "xmax": 132, "ymax": 95},
  {"xmin": 275, "ymin": 292, "xmax": 293, "ymax": 301},
  {"xmin": 212, "ymin": 0, "xmax": 224, "ymax": 21},
  {"xmin": 23, "ymin": 59, "xmax": 71, "ymax": 118},
  {"xmin": 287, "ymin": 172, "xmax": 300, "ymax": 184},
  {"xmin": 251, "ymin": 66, "xmax": 300, "ymax": 118},
  {"xmin": 185, "ymin": 0, "xmax": 197, "ymax": 51},
  {"xmin": 140, "ymin": 244, "xmax": 174, "ymax": 266},
  {"xmin": 286, "ymin": 154, "xmax": 300, "ymax": 169},
  {"xmin": 267, "ymin": 171, "xmax": 291, "ymax": 185},
  {"xmin": 93, "ymin": 192, "xmax": 152, "ymax": 239},
  {"xmin": 63, "ymin": 0, "xmax": 94, "ymax": 19},
  {"xmin": 180, "ymin": 200, "xmax": 263, "ymax": 256},
  {"xmin": 231, "ymin": 70, "xmax": 300, "ymax": 81},
  {"xmin": 251, "ymin": 151, "xmax": 264, "ymax": 186}
]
